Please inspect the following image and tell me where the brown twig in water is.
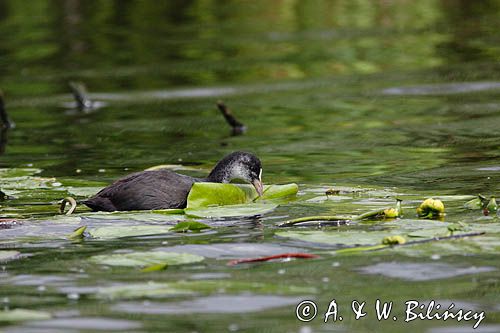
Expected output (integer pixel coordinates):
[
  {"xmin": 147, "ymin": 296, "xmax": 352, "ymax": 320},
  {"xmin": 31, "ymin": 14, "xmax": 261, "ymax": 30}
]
[
  {"xmin": 68, "ymin": 81, "xmax": 93, "ymax": 110},
  {"xmin": 216, "ymin": 100, "xmax": 246, "ymax": 135},
  {"xmin": 227, "ymin": 253, "xmax": 319, "ymax": 265},
  {"xmin": 402, "ymin": 231, "xmax": 486, "ymax": 246}
]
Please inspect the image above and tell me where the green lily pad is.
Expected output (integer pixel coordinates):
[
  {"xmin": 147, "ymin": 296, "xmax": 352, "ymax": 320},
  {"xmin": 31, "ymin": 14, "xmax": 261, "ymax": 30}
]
[
  {"xmin": 0, "ymin": 250, "xmax": 20, "ymax": 261},
  {"xmin": 97, "ymin": 280, "xmax": 316, "ymax": 300},
  {"xmin": 90, "ymin": 251, "xmax": 204, "ymax": 267},
  {"xmin": 258, "ymin": 183, "xmax": 299, "ymax": 200},
  {"xmin": 152, "ymin": 209, "xmax": 186, "ymax": 215},
  {"xmin": 68, "ymin": 226, "xmax": 87, "ymax": 240},
  {"xmin": 0, "ymin": 309, "xmax": 51, "ymax": 322},
  {"xmin": 185, "ymin": 203, "xmax": 278, "ymax": 218},
  {"xmin": 186, "ymin": 183, "xmax": 298, "ymax": 209},
  {"xmin": 0, "ymin": 176, "xmax": 60, "ymax": 190},
  {"xmin": 0, "ymin": 168, "xmax": 42, "ymax": 178},
  {"xmin": 66, "ymin": 186, "xmax": 102, "ymax": 197},
  {"xmin": 170, "ymin": 221, "xmax": 211, "ymax": 232},
  {"xmin": 187, "ymin": 183, "xmax": 251, "ymax": 208},
  {"xmin": 407, "ymin": 228, "xmax": 451, "ymax": 238},
  {"xmin": 392, "ymin": 235, "xmax": 500, "ymax": 257},
  {"xmin": 275, "ymin": 230, "xmax": 400, "ymax": 246},
  {"xmin": 88, "ymin": 225, "xmax": 173, "ymax": 239}
]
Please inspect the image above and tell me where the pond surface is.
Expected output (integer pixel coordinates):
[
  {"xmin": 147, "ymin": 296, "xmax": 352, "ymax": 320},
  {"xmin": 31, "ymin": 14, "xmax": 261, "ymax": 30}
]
[{"xmin": 1, "ymin": 1, "xmax": 500, "ymax": 332}]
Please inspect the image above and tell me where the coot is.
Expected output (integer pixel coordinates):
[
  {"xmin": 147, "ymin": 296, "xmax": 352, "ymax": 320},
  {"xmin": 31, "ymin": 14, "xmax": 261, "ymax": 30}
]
[{"xmin": 84, "ymin": 151, "xmax": 263, "ymax": 211}]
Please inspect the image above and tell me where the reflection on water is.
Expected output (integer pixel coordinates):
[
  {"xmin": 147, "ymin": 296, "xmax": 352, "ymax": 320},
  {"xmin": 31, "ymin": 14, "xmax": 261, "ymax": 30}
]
[{"xmin": 382, "ymin": 81, "xmax": 500, "ymax": 95}]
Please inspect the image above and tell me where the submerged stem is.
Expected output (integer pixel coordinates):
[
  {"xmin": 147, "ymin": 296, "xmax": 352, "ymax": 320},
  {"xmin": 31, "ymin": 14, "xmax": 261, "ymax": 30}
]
[
  {"xmin": 60, "ymin": 197, "xmax": 77, "ymax": 215},
  {"xmin": 278, "ymin": 215, "xmax": 352, "ymax": 227}
]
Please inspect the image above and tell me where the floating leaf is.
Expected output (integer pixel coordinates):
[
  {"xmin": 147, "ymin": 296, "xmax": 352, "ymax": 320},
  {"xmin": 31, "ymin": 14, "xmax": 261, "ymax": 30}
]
[
  {"xmin": 88, "ymin": 225, "xmax": 173, "ymax": 239},
  {"xmin": 187, "ymin": 183, "xmax": 250, "ymax": 209},
  {"xmin": 185, "ymin": 203, "xmax": 277, "ymax": 218},
  {"xmin": 97, "ymin": 280, "xmax": 316, "ymax": 300},
  {"xmin": 275, "ymin": 230, "xmax": 401, "ymax": 246},
  {"xmin": 152, "ymin": 209, "xmax": 185, "ymax": 215},
  {"xmin": 0, "ymin": 309, "xmax": 51, "ymax": 322},
  {"xmin": 66, "ymin": 186, "xmax": 102, "ymax": 197},
  {"xmin": 170, "ymin": 221, "xmax": 211, "ymax": 232},
  {"xmin": 258, "ymin": 183, "xmax": 299, "ymax": 200},
  {"xmin": 407, "ymin": 228, "xmax": 450, "ymax": 238},
  {"xmin": 68, "ymin": 226, "xmax": 86, "ymax": 240},
  {"xmin": 186, "ymin": 183, "xmax": 298, "ymax": 209},
  {"xmin": 90, "ymin": 251, "xmax": 204, "ymax": 267},
  {"xmin": 0, "ymin": 168, "xmax": 42, "ymax": 178},
  {"xmin": 464, "ymin": 195, "xmax": 487, "ymax": 210},
  {"xmin": 141, "ymin": 263, "xmax": 168, "ymax": 272}
]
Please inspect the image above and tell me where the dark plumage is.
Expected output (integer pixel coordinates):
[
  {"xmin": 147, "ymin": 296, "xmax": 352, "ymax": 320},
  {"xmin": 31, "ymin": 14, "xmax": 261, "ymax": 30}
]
[{"xmin": 83, "ymin": 151, "xmax": 263, "ymax": 212}]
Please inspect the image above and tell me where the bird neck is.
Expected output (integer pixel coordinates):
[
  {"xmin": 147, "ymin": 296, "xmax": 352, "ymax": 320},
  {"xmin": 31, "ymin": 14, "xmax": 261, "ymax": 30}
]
[{"xmin": 206, "ymin": 161, "xmax": 231, "ymax": 183}]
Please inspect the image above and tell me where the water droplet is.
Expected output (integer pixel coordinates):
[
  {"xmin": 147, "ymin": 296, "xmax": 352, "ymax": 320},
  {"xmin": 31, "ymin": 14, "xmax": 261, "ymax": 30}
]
[
  {"xmin": 67, "ymin": 293, "xmax": 80, "ymax": 300},
  {"xmin": 228, "ymin": 323, "xmax": 239, "ymax": 331},
  {"xmin": 299, "ymin": 326, "xmax": 312, "ymax": 333}
]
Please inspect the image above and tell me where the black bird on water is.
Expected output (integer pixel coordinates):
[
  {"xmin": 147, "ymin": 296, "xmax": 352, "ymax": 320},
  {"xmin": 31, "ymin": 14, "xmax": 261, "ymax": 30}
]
[{"xmin": 84, "ymin": 151, "xmax": 263, "ymax": 212}]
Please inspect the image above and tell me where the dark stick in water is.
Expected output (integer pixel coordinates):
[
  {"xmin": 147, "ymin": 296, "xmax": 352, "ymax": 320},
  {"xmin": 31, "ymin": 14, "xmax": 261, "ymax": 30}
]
[
  {"xmin": 68, "ymin": 81, "xmax": 93, "ymax": 110},
  {"xmin": 216, "ymin": 101, "xmax": 246, "ymax": 135},
  {"xmin": 0, "ymin": 90, "xmax": 13, "ymax": 129}
]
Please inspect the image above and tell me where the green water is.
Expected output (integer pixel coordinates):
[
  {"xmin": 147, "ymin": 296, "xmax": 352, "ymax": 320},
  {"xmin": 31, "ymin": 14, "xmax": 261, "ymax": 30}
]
[{"xmin": 1, "ymin": 1, "xmax": 500, "ymax": 332}]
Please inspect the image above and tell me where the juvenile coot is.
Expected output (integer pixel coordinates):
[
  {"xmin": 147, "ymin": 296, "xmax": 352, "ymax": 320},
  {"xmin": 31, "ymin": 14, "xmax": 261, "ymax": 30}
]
[{"xmin": 83, "ymin": 151, "xmax": 263, "ymax": 212}]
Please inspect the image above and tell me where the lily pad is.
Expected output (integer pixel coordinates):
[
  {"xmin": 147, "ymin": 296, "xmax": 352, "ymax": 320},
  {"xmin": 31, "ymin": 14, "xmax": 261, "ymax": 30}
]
[
  {"xmin": 185, "ymin": 203, "xmax": 277, "ymax": 218},
  {"xmin": 275, "ymin": 230, "xmax": 400, "ymax": 246},
  {"xmin": 186, "ymin": 183, "xmax": 298, "ymax": 209},
  {"xmin": 187, "ymin": 183, "xmax": 251, "ymax": 208},
  {"xmin": 0, "ymin": 308, "xmax": 51, "ymax": 322},
  {"xmin": 90, "ymin": 251, "xmax": 204, "ymax": 267},
  {"xmin": 66, "ymin": 186, "xmax": 102, "ymax": 197},
  {"xmin": 170, "ymin": 221, "xmax": 211, "ymax": 232},
  {"xmin": 0, "ymin": 168, "xmax": 42, "ymax": 178},
  {"xmin": 88, "ymin": 225, "xmax": 173, "ymax": 239},
  {"xmin": 258, "ymin": 183, "xmax": 299, "ymax": 200},
  {"xmin": 97, "ymin": 280, "xmax": 316, "ymax": 300}
]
